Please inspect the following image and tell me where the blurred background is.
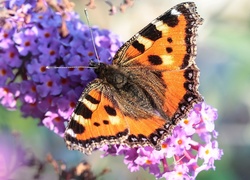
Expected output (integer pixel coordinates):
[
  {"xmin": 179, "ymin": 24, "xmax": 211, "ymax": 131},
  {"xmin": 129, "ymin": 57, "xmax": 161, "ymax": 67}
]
[{"xmin": 1, "ymin": 0, "xmax": 250, "ymax": 179}]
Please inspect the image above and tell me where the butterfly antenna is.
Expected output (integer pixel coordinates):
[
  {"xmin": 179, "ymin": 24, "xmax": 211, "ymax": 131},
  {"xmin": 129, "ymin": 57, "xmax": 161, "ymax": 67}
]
[
  {"xmin": 46, "ymin": 66, "xmax": 96, "ymax": 69},
  {"xmin": 46, "ymin": 9, "xmax": 99, "ymax": 70},
  {"xmin": 84, "ymin": 8, "xmax": 100, "ymax": 62}
]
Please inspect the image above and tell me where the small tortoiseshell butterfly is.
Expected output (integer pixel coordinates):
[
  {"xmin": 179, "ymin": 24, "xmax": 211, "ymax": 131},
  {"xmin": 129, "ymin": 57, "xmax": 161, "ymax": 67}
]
[{"xmin": 64, "ymin": 2, "xmax": 203, "ymax": 154}]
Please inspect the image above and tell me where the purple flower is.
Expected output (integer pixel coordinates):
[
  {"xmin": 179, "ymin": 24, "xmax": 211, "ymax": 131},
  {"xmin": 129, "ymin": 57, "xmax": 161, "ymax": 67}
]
[
  {"xmin": 36, "ymin": 73, "xmax": 62, "ymax": 97},
  {"xmin": 198, "ymin": 140, "xmax": 223, "ymax": 168},
  {"xmin": 20, "ymin": 80, "xmax": 37, "ymax": 103},
  {"xmin": 101, "ymin": 102, "xmax": 223, "ymax": 179},
  {"xmin": 162, "ymin": 164, "xmax": 190, "ymax": 180},
  {"xmin": 134, "ymin": 147, "xmax": 161, "ymax": 176},
  {"xmin": 0, "ymin": 83, "xmax": 20, "ymax": 110},
  {"xmin": 0, "ymin": 0, "xmax": 122, "ymax": 135},
  {"xmin": 13, "ymin": 28, "xmax": 39, "ymax": 56},
  {"xmin": 38, "ymin": 40, "xmax": 60, "ymax": 64},
  {"xmin": 43, "ymin": 111, "xmax": 66, "ymax": 136},
  {"xmin": 171, "ymin": 126, "xmax": 192, "ymax": 154},
  {"xmin": 0, "ymin": 61, "xmax": 14, "ymax": 86},
  {"xmin": 56, "ymin": 90, "xmax": 78, "ymax": 119},
  {"xmin": 1, "ymin": 45, "xmax": 22, "ymax": 68},
  {"xmin": 0, "ymin": 29, "xmax": 15, "ymax": 49}
]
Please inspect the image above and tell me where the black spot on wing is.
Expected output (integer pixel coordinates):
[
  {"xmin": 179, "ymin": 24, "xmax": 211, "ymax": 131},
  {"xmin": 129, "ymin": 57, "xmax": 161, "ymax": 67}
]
[
  {"xmin": 158, "ymin": 11, "xmax": 179, "ymax": 27},
  {"xmin": 132, "ymin": 40, "xmax": 145, "ymax": 53},
  {"xmin": 149, "ymin": 133, "xmax": 160, "ymax": 146},
  {"xmin": 116, "ymin": 128, "xmax": 129, "ymax": 138},
  {"xmin": 184, "ymin": 82, "xmax": 195, "ymax": 92},
  {"xmin": 103, "ymin": 120, "xmax": 109, "ymax": 125},
  {"xmin": 181, "ymin": 54, "xmax": 191, "ymax": 68},
  {"xmin": 75, "ymin": 102, "xmax": 92, "ymax": 119},
  {"xmin": 127, "ymin": 134, "xmax": 138, "ymax": 143},
  {"xmin": 184, "ymin": 67, "xmax": 197, "ymax": 81},
  {"xmin": 167, "ymin": 37, "xmax": 173, "ymax": 43},
  {"xmin": 166, "ymin": 47, "xmax": 173, "ymax": 53},
  {"xmin": 140, "ymin": 23, "xmax": 162, "ymax": 41},
  {"xmin": 93, "ymin": 122, "xmax": 100, "ymax": 127},
  {"xmin": 65, "ymin": 133, "xmax": 78, "ymax": 144},
  {"xmin": 138, "ymin": 134, "xmax": 148, "ymax": 142},
  {"xmin": 104, "ymin": 105, "xmax": 117, "ymax": 116},
  {"xmin": 85, "ymin": 94, "xmax": 100, "ymax": 104},
  {"xmin": 68, "ymin": 120, "xmax": 85, "ymax": 134},
  {"xmin": 148, "ymin": 55, "xmax": 163, "ymax": 65}
]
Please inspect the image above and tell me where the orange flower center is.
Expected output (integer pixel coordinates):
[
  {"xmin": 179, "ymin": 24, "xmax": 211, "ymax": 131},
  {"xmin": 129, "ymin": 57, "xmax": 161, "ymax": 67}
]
[
  {"xmin": 31, "ymin": 86, "xmax": 36, "ymax": 92},
  {"xmin": 177, "ymin": 139, "xmax": 183, "ymax": 145},
  {"xmin": 162, "ymin": 143, "xmax": 167, "ymax": 148},
  {"xmin": 44, "ymin": 32, "xmax": 51, "ymax": 38},
  {"xmin": 78, "ymin": 67, "xmax": 84, "ymax": 71},
  {"xmin": 184, "ymin": 119, "xmax": 189, "ymax": 124},
  {"xmin": 205, "ymin": 149, "xmax": 210, "ymax": 155},
  {"xmin": 54, "ymin": 117, "xmax": 61, "ymax": 122},
  {"xmin": 9, "ymin": 52, "xmax": 15, "ymax": 58},
  {"xmin": 146, "ymin": 160, "xmax": 152, "ymax": 165},
  {"xmin": 88, "ymin": 51, "xmax": 94, "ymax": 56},
  {"xmin": 3, "ymin": 33, "xmax": 8, "ymax": 38},
  {"xmin": 49, "ymin": 50, "xmax": 55, "ymax": 56},
  {"xmin": 70, "ymin": 101, "xmax": 76, "ymax": 108},
  {"xmin": 0, "ymin": 69, "xmax": 7, "ymax": 76},
  {"xmin": 40, "ymin": 66, "xmax": 46, "ymax": 72},
  {"xmin": 61, "ymin": 78, "xmax": 67, "ymax": 84},
  {"xmin": 24, "ymin": 41, "xmax": 31, "ymax": 47},
  {"xmin": 47, "ymin": 81, "xmax": 53, "ymax": 87}
]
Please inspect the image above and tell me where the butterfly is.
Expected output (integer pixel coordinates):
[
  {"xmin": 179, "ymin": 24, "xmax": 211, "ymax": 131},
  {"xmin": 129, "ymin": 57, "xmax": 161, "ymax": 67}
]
[{"xmin": 64, "ymin": 2, "xmax": 203, "ymax": 155}]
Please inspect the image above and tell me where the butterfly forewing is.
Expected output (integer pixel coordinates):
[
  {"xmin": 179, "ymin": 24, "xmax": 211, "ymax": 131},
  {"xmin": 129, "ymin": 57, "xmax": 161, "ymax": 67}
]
[{"xmin": 113, "ymin": 2, "xmax": 202, "ymax": 71}]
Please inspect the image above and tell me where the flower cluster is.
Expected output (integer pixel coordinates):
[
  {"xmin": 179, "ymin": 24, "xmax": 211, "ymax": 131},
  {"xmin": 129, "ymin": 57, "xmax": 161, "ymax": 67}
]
[
  {"xmin": 101, "ymin": 102, "xmax": 223, "ymax": 179},
  {"xmin": 0, "ymin": 0, "xmax": 122, "ymax": 136}
]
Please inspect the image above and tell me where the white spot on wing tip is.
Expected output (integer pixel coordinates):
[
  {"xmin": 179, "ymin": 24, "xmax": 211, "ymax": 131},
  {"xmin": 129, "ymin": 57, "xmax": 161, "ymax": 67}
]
[
  {"xmin": 171, "ymin": 9, "xmax": 181, "ymax": 16},
  {"xmin": 65, "ymin": 129, "xmax": 76, "ymax": 137}
]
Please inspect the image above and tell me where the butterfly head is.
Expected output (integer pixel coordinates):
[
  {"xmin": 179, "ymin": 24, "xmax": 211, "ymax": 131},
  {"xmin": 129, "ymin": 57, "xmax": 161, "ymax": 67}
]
[
  {"xmin": 89, "ymin": 60, "xmax": 128, "ymax": 89},
  {"xmin": 89, "ymin": 60, "xmax": 106, "ymax": 76}
]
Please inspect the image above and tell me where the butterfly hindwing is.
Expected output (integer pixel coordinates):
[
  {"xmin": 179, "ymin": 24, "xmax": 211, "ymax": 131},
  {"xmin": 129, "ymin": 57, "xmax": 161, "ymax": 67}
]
[
  {"xmin": 161, "ymin": 63, "xmax": 202, "ymax": 124},
  {"xmin": 65, "ymin": 81, "xmax": 129, "ymax": 154}
]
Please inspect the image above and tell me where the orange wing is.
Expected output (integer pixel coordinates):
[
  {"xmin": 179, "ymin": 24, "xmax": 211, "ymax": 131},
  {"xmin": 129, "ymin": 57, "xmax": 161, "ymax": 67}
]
[
  {"xmin": 113, "ymin": 2, "xmax": 203, "ymax": 71},
  {"xmin": 64, "ymin": 82, "xmax": 171, "ymax": 153},
  {"xmin": 113, "ymin": 2, "xmax": 203, "ymax": 122},
  {"xmin": 64, "ymin": 82, "xmax": 129, "ymax": 154},
  {"xmin": 111, "ymin": 2, "xmax": 203, "ymax": 143}
]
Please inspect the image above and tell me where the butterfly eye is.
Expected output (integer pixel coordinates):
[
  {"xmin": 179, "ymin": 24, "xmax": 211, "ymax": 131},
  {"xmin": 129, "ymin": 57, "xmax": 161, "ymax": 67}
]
[{"xmin": 89, "ymin": 60, "xmax": 98, "ymax": 67}]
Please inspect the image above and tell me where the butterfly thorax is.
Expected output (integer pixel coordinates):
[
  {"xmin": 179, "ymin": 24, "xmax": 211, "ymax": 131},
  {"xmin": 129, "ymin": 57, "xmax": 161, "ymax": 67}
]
[{"xmin": 89, "ymin": 61, "xmax": 168, "ymax": 120}]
